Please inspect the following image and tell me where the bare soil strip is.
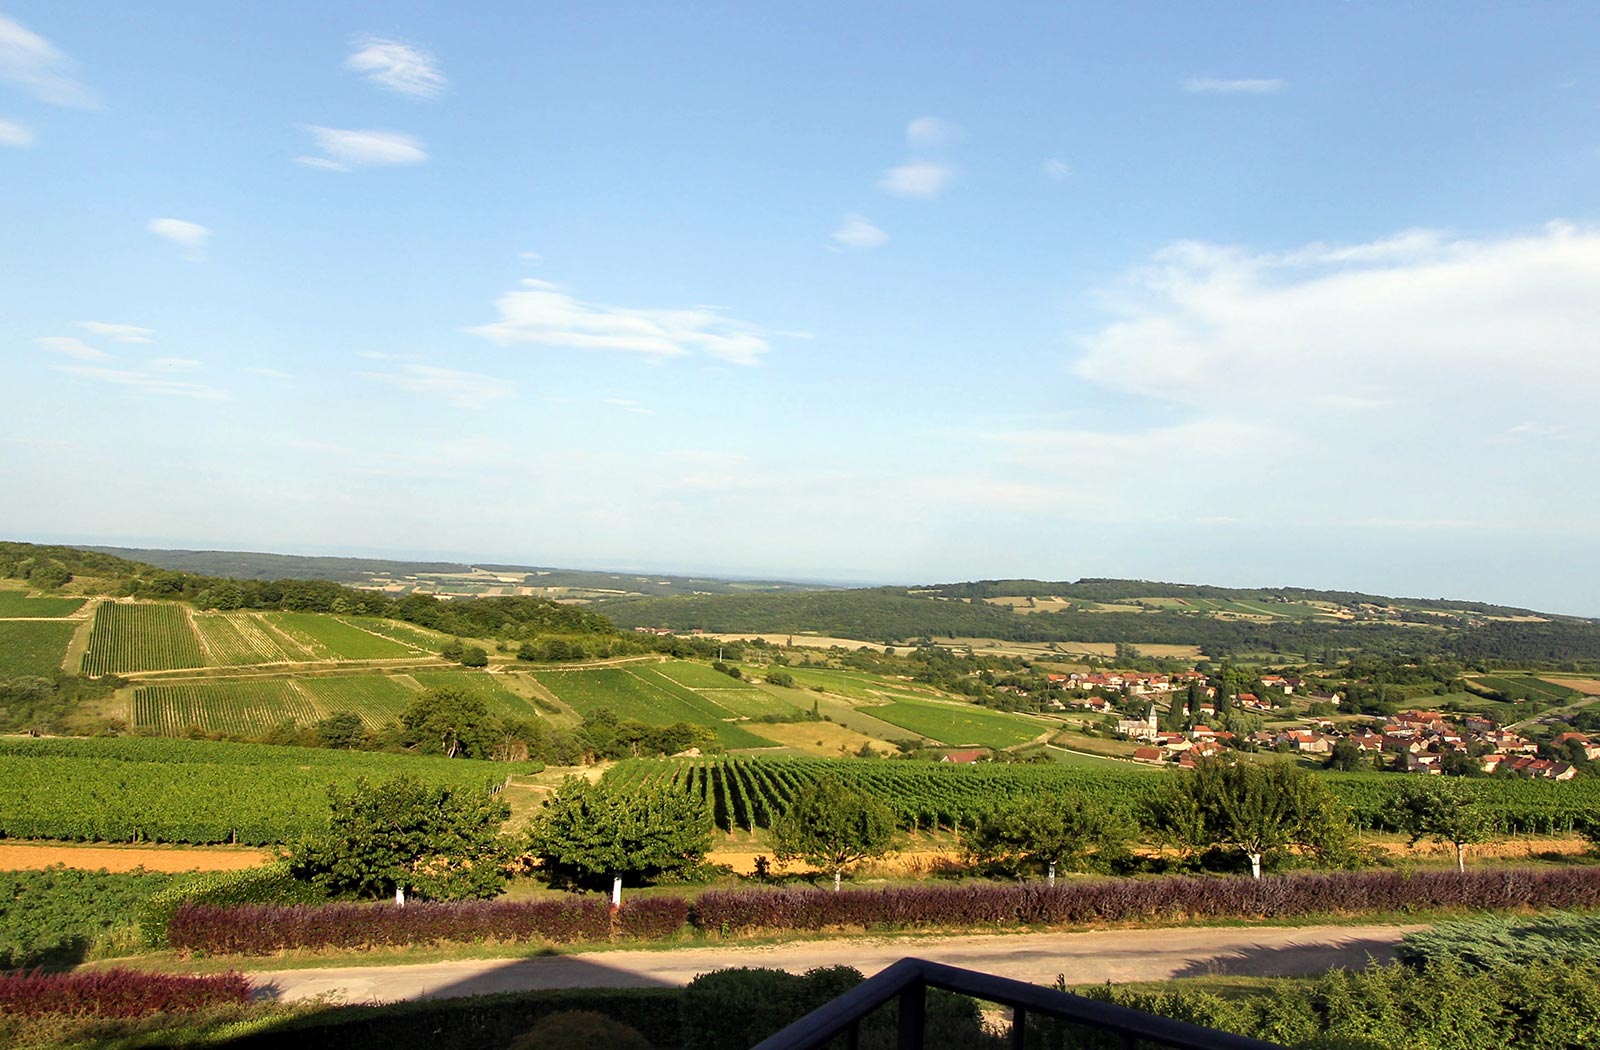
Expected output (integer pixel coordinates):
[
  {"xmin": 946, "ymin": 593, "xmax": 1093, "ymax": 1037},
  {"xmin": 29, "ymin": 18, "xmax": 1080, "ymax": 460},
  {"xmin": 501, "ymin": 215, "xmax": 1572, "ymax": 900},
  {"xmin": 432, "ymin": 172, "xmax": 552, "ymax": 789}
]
[{"xmin": 0, "ymin": 843, "xmax": 271, "ymax": 872}]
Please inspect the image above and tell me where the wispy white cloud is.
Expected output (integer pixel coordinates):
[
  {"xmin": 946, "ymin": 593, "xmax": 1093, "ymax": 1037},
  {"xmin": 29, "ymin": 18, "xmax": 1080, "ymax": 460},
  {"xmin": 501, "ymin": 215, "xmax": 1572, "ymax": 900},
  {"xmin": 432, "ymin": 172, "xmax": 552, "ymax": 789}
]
[
  {"xmin": 468, "ymin": 279, "xmax": 775, "ymax": 365},
  {"xmin": 603, "ymin": 398, "xmax": 653, "ymax": 415},
  {"xmin": 905, "ymin": 116, "xmax": 960, "ymax": 149},
  {"xmin": 1182, "ymin": 77, "xmax": 1286, "ymax": 95},
  {"xmin": 146, "ymin": 357, "xmax": 201, "ymax": 372},
  {"xmin": 147, "ymin": 218, "xmax": 212, "ymax": 259},
  {"xmin": 0, "ymin": 14, "xmax": 99, "ymax": 108},
  {"xmin": 879, "ymin": 160, "xmax": 954, "ymax": 200},
  {"xmin": 295, "ymin": 127, "xmax": 426, "ymax": 171},
  {"xmin": 362, "ymin": 363, "xmax": 516, "ymax": 409},
  {"xmin": 0, "ymin": 117, "xmax": 33, "ymax": 147},
  {"xmin": 76, "ymin": 321, "xmax": 154, "ymax": 344},
  {"xmin": 829, "ymin": 214, "xmax": 888, "ymax": 250},
  {"xmin": 1042, "ymin": 158, "xmax": 1071, "ymax": 181},
  {"xmin": 518, "ymin": 249, "xmax": 543, "ymax": 261},
  {"xmin": 59, "ymin": 365, "xmax": 225, "ymax": 400},
  {"xmin": 36, "ymin": 336, "xmax": 110, "ymax": 362},
  {"xmin": 344, "ymin": 37, "xmax": 447, "ymax": 99}
]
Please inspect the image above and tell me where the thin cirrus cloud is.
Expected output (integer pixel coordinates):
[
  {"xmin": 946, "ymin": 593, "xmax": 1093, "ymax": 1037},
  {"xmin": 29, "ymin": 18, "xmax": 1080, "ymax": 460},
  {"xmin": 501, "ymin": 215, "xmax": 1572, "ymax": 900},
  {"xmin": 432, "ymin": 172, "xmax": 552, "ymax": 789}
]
[
  {"xmin": 295, "ymin": 126, "xmax": 427, "ymax": 171},
  {"xmin": 147, "ymin": 218, "xmax": 212, "ymax": 259},
  {"xmin": 76, "ymin": 321, "xmax": 155, "ymax": 344},
  {"xmin": 905, "ymin": 115, "xmax": 960, "ymax": 149},
  {"xmin": 829, "ymin": 214, "xmax": 888, "ymax": 250},
  {"xmin": 0, "ymin": 13, "xmax": 100, "ymax": 109},
  {"xmin": 344, "ymin": 37, "xmax": 447, "ymax": 99},
  {"xmin": 361, "ymin": 363, "xmax": 516, "ymax": 410},
  {"xmin": 1042, "ymin": 158, "xmax": 1072, "ymax": 181},
  {"xmin": 468, "ymin": 279, "xmax": 775, "ymax": 366},
  {"xmin": 1181, "ymin": 77, "xmax": 1286, "ymax": 94},
  {"xmin": 0, "ymin": 117, "xmax": 33, "ymax": 147},
  {"xmin": 36, "ymin": 336, "xmax": 110, "ymax": 362},
  {"xmin": 58, "ymin": 364, "xmax": 224, "ymax": 400}
]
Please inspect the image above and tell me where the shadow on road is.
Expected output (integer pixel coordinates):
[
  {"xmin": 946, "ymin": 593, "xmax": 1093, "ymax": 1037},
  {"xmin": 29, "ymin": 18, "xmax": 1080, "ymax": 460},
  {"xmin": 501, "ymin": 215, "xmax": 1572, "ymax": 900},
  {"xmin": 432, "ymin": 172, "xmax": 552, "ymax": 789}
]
[{"xmin": 1170, "ymin": 935, "xmax": 1400, "ymax": 979}]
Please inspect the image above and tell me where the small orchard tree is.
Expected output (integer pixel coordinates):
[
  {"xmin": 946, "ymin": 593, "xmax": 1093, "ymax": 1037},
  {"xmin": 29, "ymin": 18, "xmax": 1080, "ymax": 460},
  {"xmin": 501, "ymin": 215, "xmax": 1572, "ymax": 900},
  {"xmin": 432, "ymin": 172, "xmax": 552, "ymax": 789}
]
[
  {"xmin": 527, "ymin": 777, "xmax": 713, "ymax": 906},
  {"xmin": 1145, "ymin": 757, "xmax": 1349, "ymax": 879},
  {"xmin": 771, "ymin": 776, "xmax": 897, "ymax": 891},
  {"xmin": 287, "ymin": 775, "xmax": 513, "ymax": 906},
  {"xmin": 1389, "ymin": 776, "xmax": 1493, "ymax": 873},
  {"xmin": 961, "ymin": 795, "xmax": 1130, "ymax": 885}
]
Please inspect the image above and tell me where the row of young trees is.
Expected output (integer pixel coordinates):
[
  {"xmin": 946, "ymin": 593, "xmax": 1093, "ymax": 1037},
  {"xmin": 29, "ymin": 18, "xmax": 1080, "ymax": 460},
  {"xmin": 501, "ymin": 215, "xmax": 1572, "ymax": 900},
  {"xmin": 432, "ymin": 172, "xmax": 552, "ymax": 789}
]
[{"xmin": 284, "ymin": 757, "xmax": 1511, "ymax": 910}]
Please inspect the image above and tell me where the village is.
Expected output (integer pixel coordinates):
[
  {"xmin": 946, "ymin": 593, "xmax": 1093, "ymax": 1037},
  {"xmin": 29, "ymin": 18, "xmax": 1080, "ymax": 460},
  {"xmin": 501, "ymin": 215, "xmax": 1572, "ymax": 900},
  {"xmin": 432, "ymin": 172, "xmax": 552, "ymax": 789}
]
[{"xmin": 1046, "ymin": 670, "xmax": 1595, "ymax": 779}]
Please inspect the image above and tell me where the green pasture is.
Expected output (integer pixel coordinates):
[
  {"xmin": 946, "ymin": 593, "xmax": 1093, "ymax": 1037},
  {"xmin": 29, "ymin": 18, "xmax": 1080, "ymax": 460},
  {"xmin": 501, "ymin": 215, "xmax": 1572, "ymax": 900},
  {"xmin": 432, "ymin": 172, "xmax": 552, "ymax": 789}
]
[
  {"xmin": 0, "ymin": 591, "xmax": 85, "ymax": 618},
  {"xmin": 0, "ymin": 620, "xmax": 76, "ymax": 677},
  {"xmin": 265, "ymin": 612, "xmax": 417, "ymax": 660},
  {"xmin": 866, "ymin": 698, "xmax": 1050, "ymax": 749}
]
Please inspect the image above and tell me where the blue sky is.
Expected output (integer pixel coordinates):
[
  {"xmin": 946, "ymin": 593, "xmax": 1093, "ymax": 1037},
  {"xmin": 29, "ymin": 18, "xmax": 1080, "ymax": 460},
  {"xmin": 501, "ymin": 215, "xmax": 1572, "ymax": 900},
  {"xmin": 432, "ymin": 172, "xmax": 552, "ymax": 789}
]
[{"xmin": 4, "ymin": 3, "xmax": 1600, "ymax": 614}]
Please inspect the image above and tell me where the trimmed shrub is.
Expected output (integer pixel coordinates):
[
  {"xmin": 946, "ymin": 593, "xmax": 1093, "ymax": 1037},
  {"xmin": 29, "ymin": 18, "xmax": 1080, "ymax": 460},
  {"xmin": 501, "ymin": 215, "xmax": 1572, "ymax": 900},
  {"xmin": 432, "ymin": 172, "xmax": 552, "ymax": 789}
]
[
  {"xmin": 692, "ymin": 867, "xmax": 1600, "ymax": 935},
  {"xmin": 168, "ymin": 898, "xmax": 614, "ymax": 954},
  {"xmin": 220, "ymin": 988, "xmax": 684, "ymax": 1050},
  {"xmin": 0, "ymin": 967, "xmax": 249, "ymax": 1018},
  {"xmin": 615, "ymin": 895, "xmax": 690, "ymax": 941},
  {"xmin": 507, "ymin": 1011, "xmax": 653, "ymax": 1050},
  {"xmin": 0, "ymin": 866, "xmax": 177, "ymax": 970},
  {"xmin": 139, "ymin": 862, "xmax": 324, "ymax": 948}
]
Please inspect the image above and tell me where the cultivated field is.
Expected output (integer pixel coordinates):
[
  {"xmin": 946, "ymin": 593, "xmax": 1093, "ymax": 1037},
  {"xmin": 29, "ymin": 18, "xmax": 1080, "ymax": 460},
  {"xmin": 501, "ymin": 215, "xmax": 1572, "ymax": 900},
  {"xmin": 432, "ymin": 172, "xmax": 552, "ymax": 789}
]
[
  {"xmin": 80, "ymin": 603, "xmax": 204, "ymax": 675},
  {"xmin": 532, "ymin": 664, "xmax": 779, "ymax": 748},
  {"xmin": 0, "ymin": 591, "xmax": 86, "ymax": 618},
  {"xmin": 865, "ymin": 698, "xmax": 1050, "ymax": 749},
  {"xmin": 263, "ymin": 612, "xmax": 419, "ymax": 660},
  {"xmin": 0, "ymin": 621, "xmax": 78, "ymax": 677}
]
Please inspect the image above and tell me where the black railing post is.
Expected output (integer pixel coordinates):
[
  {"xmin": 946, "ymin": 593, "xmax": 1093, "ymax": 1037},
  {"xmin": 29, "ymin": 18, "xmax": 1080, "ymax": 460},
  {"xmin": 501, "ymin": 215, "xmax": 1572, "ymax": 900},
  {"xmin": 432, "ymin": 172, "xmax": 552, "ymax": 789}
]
[
  {"xmin": 897, "ymin": 979, "xmax": 926, "ymax": 1050},
  {"xmin": 1011, "ymin": 1005, "xmax": 1028, "ymax": 1050},
  {"xmin": 846, "ymin": 1019, "xmax": 859, "ymax": 1050}
]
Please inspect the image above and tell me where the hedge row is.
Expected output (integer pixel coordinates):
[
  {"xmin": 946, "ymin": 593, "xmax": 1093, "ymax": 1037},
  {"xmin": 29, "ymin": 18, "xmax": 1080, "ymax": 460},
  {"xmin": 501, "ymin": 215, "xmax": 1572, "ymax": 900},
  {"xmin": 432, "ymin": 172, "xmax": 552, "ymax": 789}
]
[
  {"xmin": 692, "ymin": 866, "xmax": 1600, "ymax": 933},
  {"xmin": 0, "ymin": 967, "xmax": 249, "ymax": 1018},
  {"xmin": 139, "ymin": 862, "xmax": 324, "ymax": 948},
  {"xmin": 167, "ymin": 867, "xmax": 1600, "ymax": 954},
  {"xmin": 169, "ymin": 897, "xmax": 689, "ymax": 954}
]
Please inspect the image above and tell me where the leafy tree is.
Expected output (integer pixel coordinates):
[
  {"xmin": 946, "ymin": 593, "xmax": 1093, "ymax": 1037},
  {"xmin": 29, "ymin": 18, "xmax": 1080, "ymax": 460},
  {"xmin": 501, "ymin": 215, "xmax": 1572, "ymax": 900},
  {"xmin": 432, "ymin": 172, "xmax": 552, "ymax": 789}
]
[
  {"xmin": 1389, "ymin": 777, "xmax": 1493, "ymax": 873},
  {"xmin": 313, "ymin": 711, "xmax": 366, "ymax": 750},
  {"xmin": 1323, "ymin": 738, "xmax": 1364, "ymax": 772},
  {"xmin": 287, "ymin": 775, "xmax": 513, "ymax": 905},
  {"xmin": 961, "ymin": 795, "xmax": 1129, "ymax": 885},
  {"xmin": 400, "ymin": 686, "xmax": 496, "ymax": 759},
  {"xmin": 771, "ymin": 776, "xmax": 897, "ymax": 891},
  {"xmin": 1144, "ymin": 757, "xmax": 1350, "ymax": 879},
  {"xmin": 459, "ymin": 645, "xmax": 490, "ymax": 668},
  {"xmin": 526, "ymin": 777, "xmax": 713, "ymax": 905}
]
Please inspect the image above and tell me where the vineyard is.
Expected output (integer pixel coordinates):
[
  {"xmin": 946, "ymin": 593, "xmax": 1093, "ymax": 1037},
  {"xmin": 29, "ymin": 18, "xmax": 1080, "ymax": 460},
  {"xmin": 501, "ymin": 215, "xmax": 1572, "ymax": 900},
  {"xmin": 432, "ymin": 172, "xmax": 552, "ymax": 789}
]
[
  {"xmin": 190, "ymin": 611, "xmax": 309, "ymax": 665},
  {"xmin": 0, "ymin": 737, "xmax": 513, "ymax": 844},
  {"xmin": 0, "ymin": 621, "xmax": 76, "ymax": 677},
  {"xmin": 865, "ymin": 699, "xmax": 1050, "ymax": 749},
  {"xmin": 1472, "ymin": 675, "xmax": 1581, "ymax": 704},
  {"xmin": 602, "ymin": 757, "xmax": 1600, "ymax": 836},
  {"xmin": 0, "ymin": 591, "xmax": 85, "ymax": 618},
  {"xmin": 406, "ymin": 670, "xmax": 547, "ymax": 720},
  {"xmin": 263, "ymin": 612, "xmax": 419, "ymax": 660},
  {"xmin": 80, "ymin": 603, "xmax": 204, "ymax": 675},
  {"xmin": 532, "ymin": 665, "xmax": 780, "ymax": 748}
]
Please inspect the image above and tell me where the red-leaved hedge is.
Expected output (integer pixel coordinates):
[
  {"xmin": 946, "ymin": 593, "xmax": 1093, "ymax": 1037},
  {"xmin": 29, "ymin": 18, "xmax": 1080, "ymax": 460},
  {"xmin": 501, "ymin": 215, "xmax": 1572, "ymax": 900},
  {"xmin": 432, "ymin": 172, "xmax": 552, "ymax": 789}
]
[
  {"xmin": 0, "ymin": 968, "xmax": 250, "ymax": 1018},
  {"xmin": 691, "ymin": 867, "xmax": 1600, "ymax": 934},
  {"xmin": 170, "ymin": 898, "xmax": 616, "ymax": 954},
  {"xmin": 164, "ymin": 867, "xmax": 1600, "ymax": 954}
]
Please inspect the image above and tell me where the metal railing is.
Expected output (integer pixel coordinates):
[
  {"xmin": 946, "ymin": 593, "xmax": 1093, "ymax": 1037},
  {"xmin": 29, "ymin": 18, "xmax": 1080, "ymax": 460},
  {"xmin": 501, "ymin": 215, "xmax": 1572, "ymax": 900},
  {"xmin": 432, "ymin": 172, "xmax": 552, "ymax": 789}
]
[{"xmin": 750, "ymin": 957, "xmax": 1286, "ymax": 1050}]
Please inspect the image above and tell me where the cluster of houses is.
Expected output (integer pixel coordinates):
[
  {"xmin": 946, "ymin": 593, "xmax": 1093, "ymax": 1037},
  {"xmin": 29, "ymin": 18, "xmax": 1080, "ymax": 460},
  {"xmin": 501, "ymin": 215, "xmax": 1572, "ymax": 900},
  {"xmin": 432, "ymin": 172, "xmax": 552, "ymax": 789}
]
[{"xmin": 1109, "ymin": 703, "xmax": 1592, "ymax": 779}]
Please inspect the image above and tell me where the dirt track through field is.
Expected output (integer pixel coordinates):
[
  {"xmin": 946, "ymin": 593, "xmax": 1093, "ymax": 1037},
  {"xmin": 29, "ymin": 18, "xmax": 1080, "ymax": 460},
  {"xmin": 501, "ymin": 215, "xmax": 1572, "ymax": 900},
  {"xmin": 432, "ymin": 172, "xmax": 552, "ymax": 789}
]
[
  {"xmin": 0, "ymin": 843, "xmax": 271, "ymax": 872},
  {"xmin": 250, "ymin": 923, "xmax": 1422, "ymax": 1004}
]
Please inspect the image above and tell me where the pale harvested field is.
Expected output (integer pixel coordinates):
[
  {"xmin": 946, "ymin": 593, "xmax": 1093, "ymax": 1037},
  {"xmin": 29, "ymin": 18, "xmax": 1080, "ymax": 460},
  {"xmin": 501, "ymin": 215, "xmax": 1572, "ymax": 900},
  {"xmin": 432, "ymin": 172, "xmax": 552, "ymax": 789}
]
[
  {"xmin": 0, "ymin": 842, "xmax": 271, "ymax": 872},
  {"xmin": 983, "ymin": 596, "xmax": 1074, "ymax": 615},
  {"xmin": 752, "ymin": 720, "xmax": 897, "ymax": 756},
  {"xmin": 947, "ymin": 638, "xmax": 1203, "ymax": 660},
  {"xmin": 705, "ymin": 632, "xmax": 891, "ymax": 652},
  {"xmin": 1544, "ymin": 678, "xmax": 1600, "ymax": 695}
]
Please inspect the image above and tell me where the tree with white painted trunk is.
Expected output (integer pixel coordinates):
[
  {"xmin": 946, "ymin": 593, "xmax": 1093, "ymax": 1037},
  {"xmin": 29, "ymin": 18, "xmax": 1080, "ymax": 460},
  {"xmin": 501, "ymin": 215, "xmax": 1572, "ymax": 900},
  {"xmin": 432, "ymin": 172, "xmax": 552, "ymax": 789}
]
[
  {"xmin": 1144, "ymin": 757, "xmax": 1349, "ymax": 879},
  {"xmin": 960, "ymin": 795, "xmax": 1131, "ymax": 885},
  {"xmin": 526, "ymin": 777, "xmax": 713, "ymax": 905},
  {"xmin": 771, "ymin": 776, "xmax": 897, "ymax": 891}
]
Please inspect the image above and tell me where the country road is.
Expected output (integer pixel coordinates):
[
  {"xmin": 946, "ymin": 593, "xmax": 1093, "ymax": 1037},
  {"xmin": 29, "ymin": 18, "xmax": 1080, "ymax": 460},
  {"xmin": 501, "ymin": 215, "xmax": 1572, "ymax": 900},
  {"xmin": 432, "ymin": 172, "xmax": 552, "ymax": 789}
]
[{"xmin": 250, "ymin": 923, "xmax": 1421, "ymax": 1004}]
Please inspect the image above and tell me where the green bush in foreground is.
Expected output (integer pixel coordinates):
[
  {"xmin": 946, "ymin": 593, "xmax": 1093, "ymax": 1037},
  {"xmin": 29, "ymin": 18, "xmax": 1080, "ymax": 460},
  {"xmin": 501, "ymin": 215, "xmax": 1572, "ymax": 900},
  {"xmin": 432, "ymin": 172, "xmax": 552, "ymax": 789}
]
[
  {"xmin": 1086, "ymin": 961, "xmax": 1600, "ymax": 1048},
  {"xmin": 1396, "ymin": 911, "xmax": 1600, "ymax": 972},
  {"xmin": 0, "ymin": 866, "xmax": 177, "ymax": 970},
  {"xmin": 138, "ymin": 863, "xmax": 325, "ymax": 949}
]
